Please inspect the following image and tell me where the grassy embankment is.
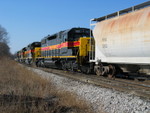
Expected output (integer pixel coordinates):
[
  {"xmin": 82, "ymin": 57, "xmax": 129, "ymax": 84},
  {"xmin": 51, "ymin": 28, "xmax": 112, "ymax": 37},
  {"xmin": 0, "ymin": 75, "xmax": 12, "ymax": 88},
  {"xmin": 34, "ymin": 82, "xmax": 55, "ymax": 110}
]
[{"xmin": 0, "ymin": 57, "xmax": 92, "ymax": 113}]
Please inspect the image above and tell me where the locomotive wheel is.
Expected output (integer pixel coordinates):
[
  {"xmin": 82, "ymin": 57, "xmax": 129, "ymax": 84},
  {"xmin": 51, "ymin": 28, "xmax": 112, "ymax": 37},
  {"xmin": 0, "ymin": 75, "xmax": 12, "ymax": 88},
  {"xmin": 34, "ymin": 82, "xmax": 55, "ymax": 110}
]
[
  {"xmin": 70, "ymin": 61, "xmax": 76, "ymax": 72},
  {"xmin": 81, "ymin": 66, "xmax": 91, "ymax": 74},
  {"xmin": 86, "ymin": 68, "xmax": 91, "ymax": 74},
  {"xmin": 62, "ymin": 64, "xmax": 67, "ymax": 71},
  {"xmin": 84, "ymin": 67, "xmax": 90, "ymax": 74},
  {"xmin": 61, "ymin": 61, "xmax": 68, "ymax": 71},
  {"xmin": 36, "ymin": 61, "xmax": 39, "ymax": 67}
]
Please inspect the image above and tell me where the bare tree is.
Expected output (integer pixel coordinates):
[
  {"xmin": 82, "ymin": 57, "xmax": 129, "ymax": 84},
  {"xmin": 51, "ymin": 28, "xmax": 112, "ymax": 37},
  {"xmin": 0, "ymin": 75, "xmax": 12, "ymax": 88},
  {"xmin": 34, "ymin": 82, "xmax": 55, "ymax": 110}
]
[
  {"xmin": 0, "ymin": 25, "xmax": 10, "ymax": 57},
  {"xmin": 0, "ymin": 25, "xmax": 9, "ymax": 44},
  {"xmin": 0, "ymin": 42, "xmax": 10, "ymax": 57}
]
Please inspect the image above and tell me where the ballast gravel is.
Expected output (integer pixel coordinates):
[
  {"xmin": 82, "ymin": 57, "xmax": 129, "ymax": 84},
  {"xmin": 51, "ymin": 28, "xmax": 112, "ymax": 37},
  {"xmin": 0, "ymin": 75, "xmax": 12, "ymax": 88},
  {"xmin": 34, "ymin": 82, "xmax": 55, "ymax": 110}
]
[{"xmin": 29, "ymin": 68, "xmax": 150, "ymax": 113}]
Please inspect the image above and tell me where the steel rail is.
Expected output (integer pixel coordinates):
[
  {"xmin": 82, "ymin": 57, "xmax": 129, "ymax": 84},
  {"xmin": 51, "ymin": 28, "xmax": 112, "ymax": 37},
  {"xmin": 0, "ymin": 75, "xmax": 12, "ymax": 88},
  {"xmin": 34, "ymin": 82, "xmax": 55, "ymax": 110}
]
[{"xmin": 33, "ymin": 67, "xmax": 150, "ymax": 99}]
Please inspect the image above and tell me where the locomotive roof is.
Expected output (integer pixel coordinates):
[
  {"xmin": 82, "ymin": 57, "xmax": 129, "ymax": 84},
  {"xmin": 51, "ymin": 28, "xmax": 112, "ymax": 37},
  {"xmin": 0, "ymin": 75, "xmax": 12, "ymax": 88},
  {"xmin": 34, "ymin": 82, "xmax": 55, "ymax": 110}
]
[
  {"xmin": 92, "ymin": 1, "xmax": 150, "ymax": 22},
  {"xmin": 42, "ymin": 27, "xmax": 89, "ymax": 40},
  {"xmin": 22, "ymin": 47, "xmax": 27, "ymax": 51},
  {"xmin": 63, "ymin": 27, "xmax": 90, "ymax": 34},
  {"xmin": 27, "ymin": 42, "xmax": 41, "ymax": 48}
]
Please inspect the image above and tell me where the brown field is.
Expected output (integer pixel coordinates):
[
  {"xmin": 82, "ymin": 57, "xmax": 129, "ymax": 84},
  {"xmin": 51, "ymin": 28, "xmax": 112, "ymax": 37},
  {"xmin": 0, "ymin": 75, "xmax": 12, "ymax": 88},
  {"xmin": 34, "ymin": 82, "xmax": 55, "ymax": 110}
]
[{"xmin": 0, "ymin": 57, "xmax": 93, "ymax": 113}]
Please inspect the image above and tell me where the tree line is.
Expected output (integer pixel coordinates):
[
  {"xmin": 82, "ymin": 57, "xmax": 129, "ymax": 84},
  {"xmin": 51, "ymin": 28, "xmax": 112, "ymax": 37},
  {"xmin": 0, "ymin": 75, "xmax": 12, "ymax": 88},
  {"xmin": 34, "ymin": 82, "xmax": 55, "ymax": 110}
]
[{"xmin": 0, "ymin": 25, "xmax": 11, "ymax": 57}]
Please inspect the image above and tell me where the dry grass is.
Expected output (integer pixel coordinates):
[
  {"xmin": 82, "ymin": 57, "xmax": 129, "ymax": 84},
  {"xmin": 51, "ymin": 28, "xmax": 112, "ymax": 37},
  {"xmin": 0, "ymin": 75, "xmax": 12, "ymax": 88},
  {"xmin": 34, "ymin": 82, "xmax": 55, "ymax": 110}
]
[
  {"xmin": 0, "ymin": 58, "xmax": 51, "ymax": 97},
  {"xmin": 0, "ymin": 57, "xmax": 93, "ymax": 113}
]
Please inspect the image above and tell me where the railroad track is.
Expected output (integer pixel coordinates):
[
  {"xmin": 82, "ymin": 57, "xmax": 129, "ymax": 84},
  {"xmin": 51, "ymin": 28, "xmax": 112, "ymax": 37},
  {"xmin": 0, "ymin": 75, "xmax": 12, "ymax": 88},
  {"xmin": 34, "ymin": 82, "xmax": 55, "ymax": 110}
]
[{"xmin": 34, "ymin": 67, "xmax": 150, "ymax": 99}]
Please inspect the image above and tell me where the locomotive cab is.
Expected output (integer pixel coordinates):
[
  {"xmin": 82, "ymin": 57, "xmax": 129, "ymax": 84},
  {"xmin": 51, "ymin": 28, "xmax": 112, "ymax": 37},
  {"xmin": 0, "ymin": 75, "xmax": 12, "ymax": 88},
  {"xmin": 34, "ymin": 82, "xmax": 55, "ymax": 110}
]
[{"xmin": 60, "ymin": 28, "xmax": 94, "ymax": 73}]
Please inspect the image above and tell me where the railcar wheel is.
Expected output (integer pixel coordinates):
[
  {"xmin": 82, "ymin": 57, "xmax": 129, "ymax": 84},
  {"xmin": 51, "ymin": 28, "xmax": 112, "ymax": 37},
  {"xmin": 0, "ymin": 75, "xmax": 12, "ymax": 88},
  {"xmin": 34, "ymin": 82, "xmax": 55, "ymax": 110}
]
[
  {"xmin": 95, "ymin": 65, "xmax": 116, "ymax": 77},
  {"xmin": 95, "ymin": 66, "xmax": 104, "ymax": 76},
  {"xmin": 95, "ymin": 69, "xmax": 102, "ymax": 76},
  {"xmin": 108, "ymin": 65, "xmax": 116, "ymax": 78}
]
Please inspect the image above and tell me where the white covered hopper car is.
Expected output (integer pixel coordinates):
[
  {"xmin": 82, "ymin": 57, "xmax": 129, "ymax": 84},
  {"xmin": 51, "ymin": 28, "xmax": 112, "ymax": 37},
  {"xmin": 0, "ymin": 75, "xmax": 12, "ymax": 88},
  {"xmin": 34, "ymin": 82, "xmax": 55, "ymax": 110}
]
[{"xmin": 90, "ymin": 1, "xmax": 150, "ymax": 77}]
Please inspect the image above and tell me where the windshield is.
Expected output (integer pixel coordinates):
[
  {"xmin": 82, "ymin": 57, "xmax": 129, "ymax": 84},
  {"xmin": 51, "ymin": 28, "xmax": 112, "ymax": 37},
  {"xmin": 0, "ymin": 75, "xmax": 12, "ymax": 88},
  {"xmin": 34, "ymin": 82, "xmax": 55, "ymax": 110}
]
[{"xmin": 69, "ymin": 32, "xmax": 90, "ymax": 41}]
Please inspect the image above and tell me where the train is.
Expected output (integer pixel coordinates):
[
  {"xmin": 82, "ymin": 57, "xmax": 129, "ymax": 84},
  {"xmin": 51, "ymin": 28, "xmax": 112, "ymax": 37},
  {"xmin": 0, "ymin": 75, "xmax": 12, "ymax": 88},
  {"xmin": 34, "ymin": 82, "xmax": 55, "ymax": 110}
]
[
  {"xmin": 17, "ymin": 28, "xmax": 95, "ymax": 74},
  {"xmin": 16, "ymin": 1, "xmax": 150, "ymax": 78}
]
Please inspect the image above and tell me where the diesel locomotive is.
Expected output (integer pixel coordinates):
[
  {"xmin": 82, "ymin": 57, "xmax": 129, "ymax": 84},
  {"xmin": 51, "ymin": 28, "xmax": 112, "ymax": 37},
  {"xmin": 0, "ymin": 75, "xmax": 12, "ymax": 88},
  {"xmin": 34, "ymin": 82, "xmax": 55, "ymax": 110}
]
[
  {"xmin": 17, "ymin": 28, "xmax": 95, "ymax": 73},
  {"xmin": 17, "ymin": 42, "xmax": 41, "ymax": 64},
  {"xmin": 16, "ymin": 1, "xmax": 150, "ymax": 77}
]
